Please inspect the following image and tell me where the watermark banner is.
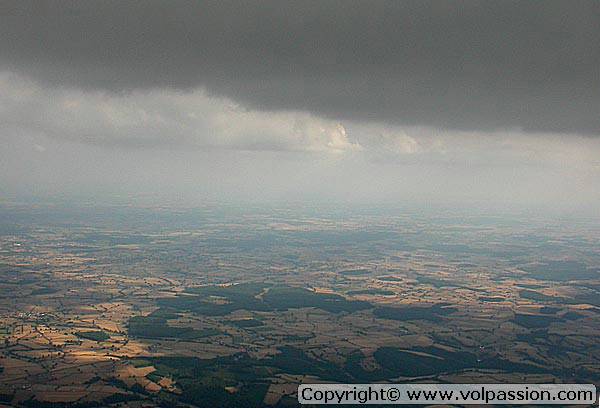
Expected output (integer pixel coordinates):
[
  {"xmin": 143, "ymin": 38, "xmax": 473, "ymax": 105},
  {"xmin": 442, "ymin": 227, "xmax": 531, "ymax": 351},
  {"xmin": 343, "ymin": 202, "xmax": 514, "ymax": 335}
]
[{"xmin": 298, "ymin": 383, "xmax": 597, "ymax": 405}]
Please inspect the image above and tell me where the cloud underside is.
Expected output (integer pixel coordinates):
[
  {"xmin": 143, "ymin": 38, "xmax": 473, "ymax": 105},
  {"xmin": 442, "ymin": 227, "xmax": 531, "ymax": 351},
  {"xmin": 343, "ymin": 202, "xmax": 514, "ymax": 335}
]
[{"xmin": 1, "ymin": 0, "xmax": 599, "ymax": 134}]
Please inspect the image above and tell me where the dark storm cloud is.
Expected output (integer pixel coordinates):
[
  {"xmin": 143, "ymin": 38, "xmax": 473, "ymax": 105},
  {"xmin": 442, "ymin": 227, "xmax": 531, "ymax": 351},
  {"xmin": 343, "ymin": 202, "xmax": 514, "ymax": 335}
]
[{"xmin": 1, "ymin": 0, "xmax": 599, "ymax": 134}]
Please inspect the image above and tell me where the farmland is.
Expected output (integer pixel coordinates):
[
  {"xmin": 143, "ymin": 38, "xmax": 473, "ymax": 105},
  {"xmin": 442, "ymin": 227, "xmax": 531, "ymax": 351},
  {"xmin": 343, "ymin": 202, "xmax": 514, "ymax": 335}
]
[{"xmin": 0, "ymin": 204, "xmax": 599, "ymax": 406}]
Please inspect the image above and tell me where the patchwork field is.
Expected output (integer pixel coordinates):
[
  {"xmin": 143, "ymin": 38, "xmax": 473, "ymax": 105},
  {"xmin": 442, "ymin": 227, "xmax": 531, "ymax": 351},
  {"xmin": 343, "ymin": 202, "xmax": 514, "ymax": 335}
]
[{"xmin": 0, "ymin": 205, "xmax": 599, "ymax": 406}]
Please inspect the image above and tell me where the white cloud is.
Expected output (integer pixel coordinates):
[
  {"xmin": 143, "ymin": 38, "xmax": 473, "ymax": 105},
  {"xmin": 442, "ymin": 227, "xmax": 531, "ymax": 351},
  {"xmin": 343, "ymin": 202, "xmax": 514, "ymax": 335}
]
[
  {"xmin": 375, "ymin": 130, "xmax": 422, "ymax": 154},
  {"xmin": 1, "ymin": 71, "xmax": 599, "ymax": 213},
  {"xmin": 32, "ymin": 143, "xmax": 46, "ymax": 152},
  {"xmin": 0, "ymin": 71, "xmax": 361, "ymax": 154}
]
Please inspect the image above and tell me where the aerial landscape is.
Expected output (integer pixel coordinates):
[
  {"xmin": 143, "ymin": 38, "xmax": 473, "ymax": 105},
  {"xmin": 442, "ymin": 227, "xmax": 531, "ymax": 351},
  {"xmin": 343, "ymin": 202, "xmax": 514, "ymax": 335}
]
[
  {"xmin": 1, "ymin": 1, "xmax": 600, "ymax": 406},
  {"xmin": 0, "ymin": 204, "xmax": 598, "ymax": 406}
]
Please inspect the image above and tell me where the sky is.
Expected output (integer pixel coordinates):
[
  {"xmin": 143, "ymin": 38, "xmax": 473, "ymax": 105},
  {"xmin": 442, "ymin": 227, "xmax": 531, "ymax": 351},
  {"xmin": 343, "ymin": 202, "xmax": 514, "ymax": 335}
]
[{"xmin": 1, "ymin": 1, "xmax": 599, "ymax": 213}]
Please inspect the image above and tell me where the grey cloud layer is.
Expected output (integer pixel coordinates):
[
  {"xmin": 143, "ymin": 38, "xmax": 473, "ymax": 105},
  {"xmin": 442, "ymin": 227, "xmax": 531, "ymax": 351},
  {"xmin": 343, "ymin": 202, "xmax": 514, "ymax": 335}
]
[{"xmin": 2, "ymin": 0, "xmax": 599, "ymax": 134}]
